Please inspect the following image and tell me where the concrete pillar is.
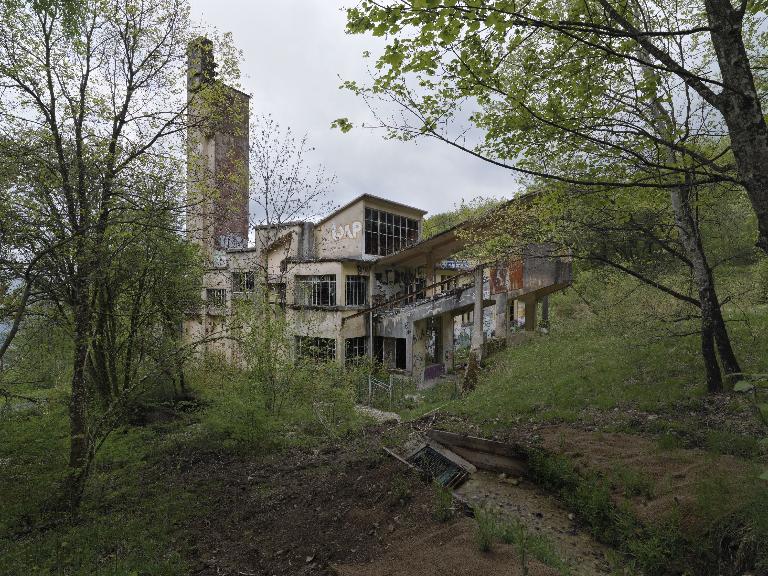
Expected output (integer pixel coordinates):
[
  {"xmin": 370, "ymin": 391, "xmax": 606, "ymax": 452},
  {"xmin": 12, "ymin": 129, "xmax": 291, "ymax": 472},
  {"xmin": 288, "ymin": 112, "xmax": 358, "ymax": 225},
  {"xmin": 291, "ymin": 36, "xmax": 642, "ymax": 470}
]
[
  {"xmin": 336, "ymin": 335, "xmax": 345, "ymax": 366},
  {"xmin": 494, "ymin": 292, "xmax": 509, "ymax": 340},
  {"xmin": 405, "ymin": 327, "xmax": 414, "ymax": 373},
  {"xmin": 440, "ymin": 312, "xmax": 455, "ymax": 372},
  {"xmin": 411, "ymin": 319, "xmax": 428, "ymax": 384},
  {"xmin": 471, "ymin": 266, "xmax": 485, "ymax": 357},
  {"xmin": 524, "ymin": 297, "xmax": 538, "ymax": 332},
  {"xmin": 425, "ymin": 251, "xmax": 436, "ymax": 297}
]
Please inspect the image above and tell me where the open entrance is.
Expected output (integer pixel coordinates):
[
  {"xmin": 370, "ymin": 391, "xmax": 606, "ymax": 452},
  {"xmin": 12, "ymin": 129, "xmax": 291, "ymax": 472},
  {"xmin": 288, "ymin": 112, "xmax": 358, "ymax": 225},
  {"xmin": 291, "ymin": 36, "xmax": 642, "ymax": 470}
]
[{"xmin": 375, "ymin": 336, "xmax": 407, "ymax": 370}]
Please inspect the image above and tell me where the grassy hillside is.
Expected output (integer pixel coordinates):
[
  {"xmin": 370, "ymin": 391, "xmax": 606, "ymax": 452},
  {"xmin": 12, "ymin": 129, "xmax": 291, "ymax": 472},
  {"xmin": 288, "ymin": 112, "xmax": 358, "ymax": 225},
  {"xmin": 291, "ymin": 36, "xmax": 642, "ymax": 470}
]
[
  {"xmin": 452, "ymin": 264, "xmax": 768, "ymax": 430},
  {"xmin": 426, "ymin": 262, "xmax": 768, "ymax": 575}
]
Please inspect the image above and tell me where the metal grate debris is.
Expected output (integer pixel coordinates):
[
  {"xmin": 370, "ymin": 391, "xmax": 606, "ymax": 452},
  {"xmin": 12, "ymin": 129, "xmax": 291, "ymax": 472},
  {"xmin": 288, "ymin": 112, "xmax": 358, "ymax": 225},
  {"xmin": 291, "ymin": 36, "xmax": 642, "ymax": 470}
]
[{"xmin": 407, "ymin": 445, "xmax": 469, "ymax": 488}]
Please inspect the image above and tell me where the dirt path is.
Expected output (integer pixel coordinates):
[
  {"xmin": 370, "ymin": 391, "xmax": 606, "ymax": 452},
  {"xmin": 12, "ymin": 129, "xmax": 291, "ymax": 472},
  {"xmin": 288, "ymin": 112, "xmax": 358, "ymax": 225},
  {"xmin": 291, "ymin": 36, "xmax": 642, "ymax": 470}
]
[
  {"xmin": 455, "ymin": 471, "xmax": 614, "ymax": 575},
  {"xmin": 334, "ymin": 517, "xmax": 560, "ymax": 576}
]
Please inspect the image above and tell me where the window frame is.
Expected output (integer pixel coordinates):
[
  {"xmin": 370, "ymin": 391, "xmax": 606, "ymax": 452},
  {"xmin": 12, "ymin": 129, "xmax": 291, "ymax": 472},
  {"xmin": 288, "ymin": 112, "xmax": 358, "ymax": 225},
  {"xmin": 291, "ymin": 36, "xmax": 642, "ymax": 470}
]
[
  {"xmin": 294, "ymin": 274, "xmax": 337, "ymax": 307},
  {"xmin": 345, "ymin": 336, "xmax": 368, "ymax": 365},
  {"xmin": 345, "ymin": 275, "xmax": 368, "ymax": 307},
  {"xmin": 232, "ymin": 270, "xmax": 256, "ymax": 295},
  {"xmin": 296, "ymin": 336, "xmax": 337, "ymax": 363},
  {"xmin": 206, "ymin": 288, "xmax": 227, "ymax": 308},
  {"xmin": 364, "ymin": 208, "xmax": 419, "ymax": 256}
]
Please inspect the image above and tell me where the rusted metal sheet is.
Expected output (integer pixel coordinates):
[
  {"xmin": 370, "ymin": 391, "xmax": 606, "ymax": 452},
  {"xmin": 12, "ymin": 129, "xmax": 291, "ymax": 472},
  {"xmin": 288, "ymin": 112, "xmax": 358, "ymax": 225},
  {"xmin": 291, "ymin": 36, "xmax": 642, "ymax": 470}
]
[
  {"xmin": 490, "ymin": 243, "xmax": 572, "ymax": 296},
  {"xmin": 489, "ymin": 260, "xmax": 523, "ymax": 294}
]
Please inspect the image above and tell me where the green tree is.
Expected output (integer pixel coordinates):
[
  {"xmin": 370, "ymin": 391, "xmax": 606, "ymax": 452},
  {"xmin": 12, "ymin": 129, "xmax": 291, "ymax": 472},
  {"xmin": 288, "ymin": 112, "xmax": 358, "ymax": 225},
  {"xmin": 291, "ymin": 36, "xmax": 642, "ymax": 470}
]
[
  {"xmin": 0, "ymin": 0, "xmax": 237, "ymax": 507},
  {"xmin": 423, "ymin": 196, "xmax": 500, "ymax": 238},
  {"xmin": 341, "ymin": 0, "xmax": 758, "ymax": 391},
  {"xmin": 341, "ymin": 0, "xmax": 768, "ymax": 255}
]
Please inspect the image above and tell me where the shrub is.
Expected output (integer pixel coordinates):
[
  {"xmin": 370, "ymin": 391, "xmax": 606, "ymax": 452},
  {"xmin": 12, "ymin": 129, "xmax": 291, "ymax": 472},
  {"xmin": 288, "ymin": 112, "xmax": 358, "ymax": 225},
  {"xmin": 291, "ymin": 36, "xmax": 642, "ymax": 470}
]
[
  {"xmin": 432, "ymin": 482, "xmax": 454, "ymax": 522},
  {"xmin": 474, "ymin": 506, "xmax": 500, "ymax": 552},
  {"xmin": 705, "ymin": 430, "xmax": 760, "ymax": 459}
]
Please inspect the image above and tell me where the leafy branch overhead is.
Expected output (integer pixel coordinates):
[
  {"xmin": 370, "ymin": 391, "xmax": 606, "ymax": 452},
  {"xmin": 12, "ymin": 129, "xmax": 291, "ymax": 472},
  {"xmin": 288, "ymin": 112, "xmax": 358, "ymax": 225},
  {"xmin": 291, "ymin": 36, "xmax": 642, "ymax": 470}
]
[{"xmin": 343, "ymin": 0, "xmax": 768, "ymax": 255}]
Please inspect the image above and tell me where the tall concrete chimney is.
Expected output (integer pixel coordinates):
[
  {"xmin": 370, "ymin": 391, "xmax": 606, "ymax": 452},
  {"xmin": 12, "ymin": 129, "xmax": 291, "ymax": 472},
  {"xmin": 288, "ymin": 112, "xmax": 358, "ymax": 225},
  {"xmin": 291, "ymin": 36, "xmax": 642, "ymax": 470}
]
[{"xmin": 186, "ymin": 37, "xmax": 250, "ymax": 256}]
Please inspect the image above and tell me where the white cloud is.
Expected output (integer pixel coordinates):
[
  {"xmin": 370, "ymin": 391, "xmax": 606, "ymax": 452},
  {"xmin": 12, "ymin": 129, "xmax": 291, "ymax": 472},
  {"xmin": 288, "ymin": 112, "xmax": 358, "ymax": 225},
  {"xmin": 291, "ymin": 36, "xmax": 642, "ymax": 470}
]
[{"xmin": 189, "ymin": 0, "xmax": 519, "ymax": 216}]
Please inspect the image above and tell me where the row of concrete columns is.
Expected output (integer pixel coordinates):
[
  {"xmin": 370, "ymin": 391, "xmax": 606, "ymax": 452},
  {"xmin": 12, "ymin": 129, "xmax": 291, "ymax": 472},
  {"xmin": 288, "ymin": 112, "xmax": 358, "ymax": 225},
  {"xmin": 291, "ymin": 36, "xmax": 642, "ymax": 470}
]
[
  {"xmin": 404, "ymin": 266, "xmax": 551, "ymax": 382},
  {"xmin": 469, "ymin": 266, "xmax": 548, "ymax": 361}
]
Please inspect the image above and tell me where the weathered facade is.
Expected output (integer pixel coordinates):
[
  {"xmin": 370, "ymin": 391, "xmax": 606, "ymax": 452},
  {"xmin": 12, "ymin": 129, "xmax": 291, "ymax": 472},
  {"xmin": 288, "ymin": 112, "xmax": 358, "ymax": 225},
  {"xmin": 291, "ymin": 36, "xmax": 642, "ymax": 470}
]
[{"xmin": 183, "ymin": 39, "xmax": 573, "ymax": 381}]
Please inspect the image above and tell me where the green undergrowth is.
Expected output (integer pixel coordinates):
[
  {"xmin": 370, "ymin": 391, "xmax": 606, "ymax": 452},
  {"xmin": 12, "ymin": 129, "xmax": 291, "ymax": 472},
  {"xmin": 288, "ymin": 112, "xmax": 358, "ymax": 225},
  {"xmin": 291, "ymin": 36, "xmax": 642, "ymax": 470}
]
[
  {"xmin": 0, "ymin": 400, "xmax": 200, "ymax": 575},
  {"xmin": 449, "ymin": 266, "xmax": 768, "ymax": 433},
  {"xmin": 473, "ymin": 506, "xmax": 571, "ymax": 575},
  {"xmin": 526, "ymin": 448, "xmax": 768, "ymax": 575},
  {"xmin": 190, "ymin": 355, "xmax": 366, "ymax": 454},
  {"xmin": 527, "ymin": 449, "xmax": 686, "ymax": 575},
  {"xmin": 1, "ymin": 356, "xmax": 368, "ymax": 575}
]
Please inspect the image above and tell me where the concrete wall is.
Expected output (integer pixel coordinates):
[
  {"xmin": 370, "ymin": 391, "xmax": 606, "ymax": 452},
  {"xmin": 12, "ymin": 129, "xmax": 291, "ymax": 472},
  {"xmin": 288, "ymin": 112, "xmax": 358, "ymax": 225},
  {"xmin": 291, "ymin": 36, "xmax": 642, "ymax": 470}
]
[{"xmin": 314, "ymin": 202, "xmax": 365, "ymax": 260}]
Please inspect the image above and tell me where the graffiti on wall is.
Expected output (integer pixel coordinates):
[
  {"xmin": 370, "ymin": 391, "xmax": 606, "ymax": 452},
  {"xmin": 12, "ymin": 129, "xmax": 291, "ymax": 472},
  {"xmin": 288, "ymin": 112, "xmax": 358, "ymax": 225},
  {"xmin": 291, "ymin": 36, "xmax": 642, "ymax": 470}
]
[{"xmin": 330, "ymin": 221, "xmax": 363, "ymax": 241}]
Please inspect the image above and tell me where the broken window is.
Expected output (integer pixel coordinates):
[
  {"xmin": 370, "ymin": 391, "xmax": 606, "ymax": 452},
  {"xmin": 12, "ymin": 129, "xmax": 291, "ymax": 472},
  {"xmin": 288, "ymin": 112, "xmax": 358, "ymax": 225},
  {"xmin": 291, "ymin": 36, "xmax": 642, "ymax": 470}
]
[
  {"xmin": 295, "ymin": 275, "xmax": 337, "ymax": 307},
  {"xmin": 364, "ymin": 208, "xmax": 419, "ymax": 256},
  {"xmin": 296, "ymin": 336, "xmax": 336, "ymax": 362},
  {"xmin": 345, "ymin": 336, "xmax": 367, "ymax": 364},
  {"xmin": 206, "ymin": 288, "xmax": 227, "ymax": 308},
  {"xmin": 232, "ymin": 270, "xmax": 256, "ymax": 295},
  {"xmin": 269, "ymin": 282, "xmax": 286, "ymax": 306},
  {"xmin": 345, "ymin": 275, "xmax": 368, "ymax": 307}
]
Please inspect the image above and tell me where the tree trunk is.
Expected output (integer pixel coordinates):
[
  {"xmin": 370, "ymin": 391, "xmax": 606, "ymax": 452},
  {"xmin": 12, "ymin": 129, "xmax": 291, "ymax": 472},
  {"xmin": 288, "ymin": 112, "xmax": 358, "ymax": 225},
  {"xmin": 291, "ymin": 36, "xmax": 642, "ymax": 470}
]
[
  {"xmin": 700, "ymin": 306, "xmax": 723, "ymax": 393},
  {"xmin": 705, "ymin": 0, "xmax": 768, "ymax": 255},
  {"xmin": 668, "ymin": 182, "xmax": 735, "ymax": 392},
  {"xmin": 705, "ymin": 279, "xmax": 742, "ymax": 380},
  {"xmin": 67, "ymin": 306, "xmax": 91, "ymax": 510}
]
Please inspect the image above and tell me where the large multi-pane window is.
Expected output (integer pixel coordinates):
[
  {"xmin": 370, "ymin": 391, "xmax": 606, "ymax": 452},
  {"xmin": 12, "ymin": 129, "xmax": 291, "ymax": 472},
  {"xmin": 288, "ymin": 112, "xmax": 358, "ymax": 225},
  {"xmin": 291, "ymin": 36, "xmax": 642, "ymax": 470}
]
[
  {"xmin": 345, "ymin": 275, "xmax": 368, "ymax": 307},
  {"xmin": 296, "ymin": 336, "xmax": 336, "ymax": 362},
  {"xmin": 295, "ymin": 275, "xmax": 336, "ymax": 307},
  {"xmin": 364, "ymin": 208, "xmax": 419, "ymax": 256},
  {"xmin": 345, "ymin": 337, "xmax": 367, "ymax": 364},
  {"xmin": 232, "ymin": 271, "xmax": 256, "ymax": 295}
]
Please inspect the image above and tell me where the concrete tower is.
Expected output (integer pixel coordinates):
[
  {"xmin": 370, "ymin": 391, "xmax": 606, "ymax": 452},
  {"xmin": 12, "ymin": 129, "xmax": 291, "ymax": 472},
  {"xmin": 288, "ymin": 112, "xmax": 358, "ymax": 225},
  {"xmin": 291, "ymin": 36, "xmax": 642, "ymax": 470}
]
[{"xmin": 187, "ymin": 37, "xmax": 250, "ymax": 259}]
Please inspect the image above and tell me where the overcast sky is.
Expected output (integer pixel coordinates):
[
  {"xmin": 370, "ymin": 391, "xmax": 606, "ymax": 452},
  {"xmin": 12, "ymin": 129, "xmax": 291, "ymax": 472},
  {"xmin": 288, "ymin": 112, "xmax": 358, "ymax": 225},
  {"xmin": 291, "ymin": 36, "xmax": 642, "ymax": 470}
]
[{"xmin": 188, "ymin": 0, "xmax": 519, "ymax": 218}]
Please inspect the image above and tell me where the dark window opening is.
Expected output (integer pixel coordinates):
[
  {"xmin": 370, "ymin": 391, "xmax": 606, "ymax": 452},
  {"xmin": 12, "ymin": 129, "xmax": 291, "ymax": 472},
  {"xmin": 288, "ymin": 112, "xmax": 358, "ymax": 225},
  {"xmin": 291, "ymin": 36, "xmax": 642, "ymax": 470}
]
[
  {"xmin": 296, "ymin": 336, "xmax": 336, "ymax": 362},
  {"xmin": 232, "ymin": 271, "xmax": 256, "ymax": 294},
  {"xmin": 364, "ymin": 208, "xmax": 419, "ymax": 256},
  {"xmin": 374, "ymin": 336, "xmax": 385, "ymax": 365},
  {"xmin": 345, "ymin": 275, "xmax": 368, "ymax": 307},
  {"xmin": 345, "ymin": 336, "xmax": 368, "ymax": 365},
  {"xmin": 295, "ymin": 275, "xmax": 336, "ymax": 307},
  {"xmin": 395, "ymin": 338, "xmax": 407, "ymax": 370},
  {"xmin": 206, "ymin": 288, "xmax": 227, "ymax": 308}
]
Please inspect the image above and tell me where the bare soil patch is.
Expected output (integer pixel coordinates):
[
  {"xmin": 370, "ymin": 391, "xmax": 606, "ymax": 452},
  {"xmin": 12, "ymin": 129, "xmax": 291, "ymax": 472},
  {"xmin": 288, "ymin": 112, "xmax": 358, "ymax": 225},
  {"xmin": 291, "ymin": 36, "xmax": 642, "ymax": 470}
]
[
  {"xmin": 157, "ymin": 423, "xmax": 619, "ymax": 575},
  {"xmin": 334, "ymin": 518, "xmax": 559, "ymax": 576}
]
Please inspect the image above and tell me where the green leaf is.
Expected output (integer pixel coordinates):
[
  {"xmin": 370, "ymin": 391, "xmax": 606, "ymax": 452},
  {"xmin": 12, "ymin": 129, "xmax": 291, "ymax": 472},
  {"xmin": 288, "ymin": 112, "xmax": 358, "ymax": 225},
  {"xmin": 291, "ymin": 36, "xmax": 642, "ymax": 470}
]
[
  {"xmin": 331, "ymin": 118, "xmax": 353, "ymax": 133},
  {"xmin": 759, "ymin": 469, "xmax": 768, "ymax": 482},
  {"xmin": 733, "ymin": 381, "xmax": 755, "ymax": 393}
]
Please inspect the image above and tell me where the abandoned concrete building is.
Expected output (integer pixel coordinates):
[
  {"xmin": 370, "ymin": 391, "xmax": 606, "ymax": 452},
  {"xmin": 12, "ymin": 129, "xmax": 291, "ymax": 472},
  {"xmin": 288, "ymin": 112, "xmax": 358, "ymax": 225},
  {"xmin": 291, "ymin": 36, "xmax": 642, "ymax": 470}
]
[{"xmin": 183, "ymin": 38, "xmax": 572, "ymax": 382}]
